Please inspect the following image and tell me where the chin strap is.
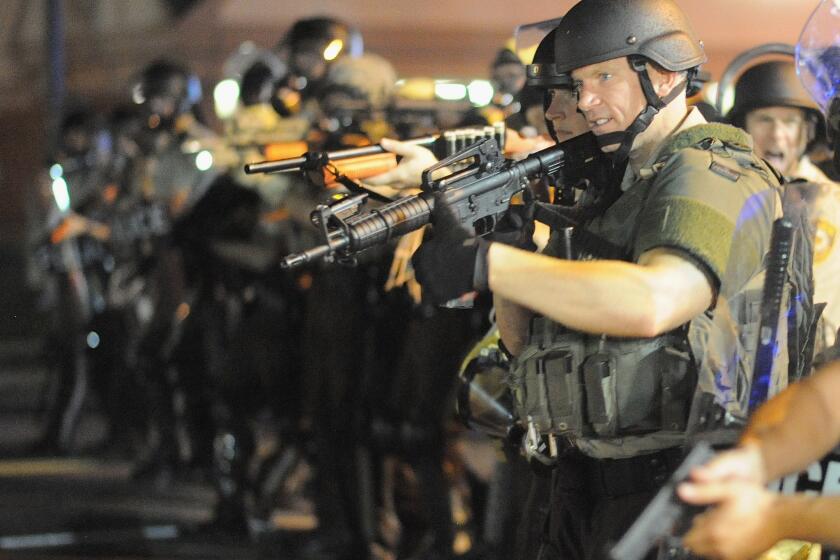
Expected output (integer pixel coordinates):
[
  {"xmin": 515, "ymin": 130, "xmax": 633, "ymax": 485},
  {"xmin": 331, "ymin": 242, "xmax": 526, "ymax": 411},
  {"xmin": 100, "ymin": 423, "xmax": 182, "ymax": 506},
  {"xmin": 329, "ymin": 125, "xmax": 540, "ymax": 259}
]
[{"xmin": 598, "ymin": 57, "xmax": 688, "ymax": 164}]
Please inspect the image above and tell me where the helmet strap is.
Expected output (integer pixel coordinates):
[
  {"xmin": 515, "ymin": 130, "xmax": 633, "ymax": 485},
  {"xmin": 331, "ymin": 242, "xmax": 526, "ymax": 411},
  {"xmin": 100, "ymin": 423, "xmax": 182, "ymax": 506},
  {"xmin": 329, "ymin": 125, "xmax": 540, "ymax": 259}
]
[
  {"xmin": 597, "ymin": 57, "xmax": 687, "ymax": 163},
  {"xmin": 542, "ymin": 90, "xmax": 561, "ymax": 143}
]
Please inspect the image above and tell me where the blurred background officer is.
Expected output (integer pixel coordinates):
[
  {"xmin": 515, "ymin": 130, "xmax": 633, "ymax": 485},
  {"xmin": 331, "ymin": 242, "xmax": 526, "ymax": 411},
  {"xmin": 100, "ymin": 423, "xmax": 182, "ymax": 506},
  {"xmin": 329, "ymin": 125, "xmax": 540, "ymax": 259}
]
[
  {"xmin": 126, "ymin": 58, "xmax": 225, "ymax": 484},
  {"xmin": 272, "ymin": 17, "xmax": 364, "ymax": 119},
  {"xmin": 31, "ymin": 106, "xmax": 112, "ymax": 456},
  {"xmin": 488, "ymin": 47, "xmax": 527, "ymax": 131},
  {"xmin": 315, "ymin": 52, "xmax": 398, "ymax": 148},
  {"xmin": 727, "ymin": 58, "xmax": 840, "ymax": 353}
]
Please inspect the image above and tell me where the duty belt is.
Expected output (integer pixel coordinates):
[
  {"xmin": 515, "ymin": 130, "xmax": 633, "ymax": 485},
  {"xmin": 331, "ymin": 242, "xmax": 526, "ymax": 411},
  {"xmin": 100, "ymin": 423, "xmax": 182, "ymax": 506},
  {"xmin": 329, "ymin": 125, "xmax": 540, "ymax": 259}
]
[{"xmin": 574, "ymin": 446, "xmax": 685, "ymax": 498}]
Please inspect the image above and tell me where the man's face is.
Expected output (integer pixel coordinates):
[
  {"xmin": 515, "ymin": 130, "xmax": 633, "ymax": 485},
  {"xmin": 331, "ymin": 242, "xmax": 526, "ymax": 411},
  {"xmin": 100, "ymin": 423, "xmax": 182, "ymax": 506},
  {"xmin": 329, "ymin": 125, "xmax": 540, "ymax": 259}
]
[
  {"xmin": 571, "ymin": 58, "xmax": 647, "ymax": 151},
  {"xmin": 744, "ymin": 106, "xmax": 809, "ymax": 175},
  {"xmin": 544, "ymin": 87, "xmax": 590, "ymax": 141},
  {"xmin": 291, "ymin": 40, "xmax": 329, "ymax": 82},
  {"xmin": 493, "ymin": 63, "xmax": 526, "ymax": 96}
]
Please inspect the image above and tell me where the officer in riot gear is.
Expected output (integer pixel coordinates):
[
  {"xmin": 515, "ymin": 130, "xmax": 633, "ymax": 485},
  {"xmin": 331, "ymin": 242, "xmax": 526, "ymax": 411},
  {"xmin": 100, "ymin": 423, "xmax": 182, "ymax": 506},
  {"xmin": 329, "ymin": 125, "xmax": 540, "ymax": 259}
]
[
  {"xmin": 727, "ymin": 58, "xmax": 840, "ymax": 352},
  {"xmin": 400, "ymin": 0, "xmax": 787, "ymax": 557},
  {"xmin": 291, "ymin": 48, "xmax": 406, "ymax": 560},
  {"xmin": 31, "ymin": 106, "xmax": 113, "ymax": 455},
  {"xmin": 127, "ymin": 59, "xmax": 224, "ymax": 489},
  {"xmin": 315, "ymin": 53, "xmax": 397, "ymax": 148},
  {"xmin": 727, "ymin": 59, "xmax": 826, "ymax": 175},
  {"xmin": 490, "ymin": 48, "xmax": 527, "ymax": 130},
  {"xmin": 273, "ymin": 17, "xmax": 364, "ymax": 116},
  {"xmin": 672, "ymin": 7, "xmax": 840, "ymax": 555}
]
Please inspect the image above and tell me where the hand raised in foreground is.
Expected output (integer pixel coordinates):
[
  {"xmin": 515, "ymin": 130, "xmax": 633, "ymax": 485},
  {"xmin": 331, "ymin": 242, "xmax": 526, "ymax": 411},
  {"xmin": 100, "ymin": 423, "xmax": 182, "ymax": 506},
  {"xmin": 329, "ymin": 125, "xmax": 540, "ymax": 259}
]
[{"xmin": 364, "ymin": 138, "xmax": 439, "ymax": 189}]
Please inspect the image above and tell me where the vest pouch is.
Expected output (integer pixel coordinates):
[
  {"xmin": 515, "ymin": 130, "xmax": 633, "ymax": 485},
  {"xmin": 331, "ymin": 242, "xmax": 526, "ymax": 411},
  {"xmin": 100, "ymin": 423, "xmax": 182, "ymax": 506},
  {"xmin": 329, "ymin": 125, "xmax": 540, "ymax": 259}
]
[
  {"xmin": 582, "ymin": 335, "xmax": 691, "ymax": 438},
  {"xmin": 582, "ymin": 352, "xmax": 618, "ymax": 436},
  {"xmin": 658, "ymin": 347, "xmax": 695, "ymax": 432},
  {"xmin": 509, "ymin": 333, "xmax": 586, "ymax": 435}
]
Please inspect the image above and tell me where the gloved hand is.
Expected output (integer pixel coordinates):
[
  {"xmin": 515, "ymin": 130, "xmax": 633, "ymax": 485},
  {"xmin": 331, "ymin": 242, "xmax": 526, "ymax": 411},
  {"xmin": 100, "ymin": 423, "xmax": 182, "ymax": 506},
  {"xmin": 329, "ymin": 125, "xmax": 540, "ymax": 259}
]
[
  {"xmin": 412, "ymin": 194, "xmax": 490, "ymax": 305},
  {"xmin": 487, "ymin": 190, "xmax": 537, "ymax": 252}
]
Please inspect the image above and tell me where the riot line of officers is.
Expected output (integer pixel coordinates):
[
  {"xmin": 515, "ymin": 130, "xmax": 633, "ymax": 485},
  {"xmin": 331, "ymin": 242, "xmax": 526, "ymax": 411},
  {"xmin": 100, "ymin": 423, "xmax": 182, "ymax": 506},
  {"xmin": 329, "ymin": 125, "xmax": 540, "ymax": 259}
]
[
  {"xmin": 26, "ymin": 16, "xmax": 543, "ymax": 560},
  {"xmin": 24, "ymin": 5, "xmax": 840, "ymax": 560}
]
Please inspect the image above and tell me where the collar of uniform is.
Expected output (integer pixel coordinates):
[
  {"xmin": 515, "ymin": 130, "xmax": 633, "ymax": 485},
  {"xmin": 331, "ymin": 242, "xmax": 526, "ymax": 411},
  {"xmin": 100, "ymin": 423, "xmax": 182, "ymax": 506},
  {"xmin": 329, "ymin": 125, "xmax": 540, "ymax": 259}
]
[
  {"xmin": 621, "ymin": 106, "xmax": 708, "ymax": 190},
  {"xmin": 794, "ymin": 155, "xmax": 832, "ymax": 185}
]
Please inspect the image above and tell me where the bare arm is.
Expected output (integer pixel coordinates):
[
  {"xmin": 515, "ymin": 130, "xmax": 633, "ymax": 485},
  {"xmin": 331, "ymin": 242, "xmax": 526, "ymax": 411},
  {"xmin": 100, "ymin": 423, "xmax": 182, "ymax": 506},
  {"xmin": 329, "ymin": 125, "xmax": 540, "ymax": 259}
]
[
  {"xmin": 494, "ymin": 293, "xmax": 533, "ymax": 356},
  {"xmin": 679, "ymin": 362, "xmax": 840, "ymax": 558},
  {"xmin": 492, "ymin": 222, "xmax": 550, "ymax": 357},
  {"xmin": 682, "ymin": 482, "xmax": 840, "ymax": 559},
  {"xmin": 487, "ymin": 244, "xmax": 714, "ymax": 337},
  {"xmin": 770, "ymin": 494, "xmax": 840, "ymax": 547},
  {"xmin": 743, "ymin": 362, "xmax": 840, "ymax": 481}
]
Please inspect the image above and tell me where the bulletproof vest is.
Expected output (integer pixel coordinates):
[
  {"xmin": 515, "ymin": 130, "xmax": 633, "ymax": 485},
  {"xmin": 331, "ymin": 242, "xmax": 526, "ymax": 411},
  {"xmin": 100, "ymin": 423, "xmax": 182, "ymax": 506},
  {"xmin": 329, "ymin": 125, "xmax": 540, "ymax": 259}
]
[{"xmin": 509, "ymin": 123, "xmax": 787, "ymax": 459}]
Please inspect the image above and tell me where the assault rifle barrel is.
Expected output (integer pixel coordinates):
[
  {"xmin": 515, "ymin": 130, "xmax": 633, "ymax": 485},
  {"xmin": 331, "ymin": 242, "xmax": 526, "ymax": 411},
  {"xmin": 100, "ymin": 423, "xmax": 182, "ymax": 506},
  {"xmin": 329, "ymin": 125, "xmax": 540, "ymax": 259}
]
[{"xmin": 243, "ymin": 135, "xmax": 438, "ymax": 175}]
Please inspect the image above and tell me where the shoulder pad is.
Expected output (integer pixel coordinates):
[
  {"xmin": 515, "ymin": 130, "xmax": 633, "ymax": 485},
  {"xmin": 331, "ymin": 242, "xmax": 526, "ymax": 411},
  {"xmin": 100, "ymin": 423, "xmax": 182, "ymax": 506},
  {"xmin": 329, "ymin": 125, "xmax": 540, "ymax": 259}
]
[{"xmin": 658, "ymin": 123, "xmax": 753, "ymax": 161}]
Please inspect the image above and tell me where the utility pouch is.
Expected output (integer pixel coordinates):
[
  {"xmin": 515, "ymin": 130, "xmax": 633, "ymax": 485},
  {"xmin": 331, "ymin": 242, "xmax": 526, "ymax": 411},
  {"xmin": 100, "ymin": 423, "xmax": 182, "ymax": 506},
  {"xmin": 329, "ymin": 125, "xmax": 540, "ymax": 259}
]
[
  {"xmin": 509, "ymin": 319, "xmax": 586, "ymax": 435},
  {"xmin": 580, "ymin": 335, "xmax": 695, "ymax": 439},
  {"xmin": 659, "ymin": 347, "xmax": 694, "ymax": 432},
  {"xmin": 582, "ymin": 351, "xmax": 617, "ymax": 436}
]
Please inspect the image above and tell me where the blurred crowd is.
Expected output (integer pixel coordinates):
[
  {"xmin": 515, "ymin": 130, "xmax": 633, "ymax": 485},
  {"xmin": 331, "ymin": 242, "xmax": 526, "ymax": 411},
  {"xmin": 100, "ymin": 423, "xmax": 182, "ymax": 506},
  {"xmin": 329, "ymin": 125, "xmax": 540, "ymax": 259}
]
[{"xmin": 24, "ymin": 16, "xmax": 548, "ymax": 560}]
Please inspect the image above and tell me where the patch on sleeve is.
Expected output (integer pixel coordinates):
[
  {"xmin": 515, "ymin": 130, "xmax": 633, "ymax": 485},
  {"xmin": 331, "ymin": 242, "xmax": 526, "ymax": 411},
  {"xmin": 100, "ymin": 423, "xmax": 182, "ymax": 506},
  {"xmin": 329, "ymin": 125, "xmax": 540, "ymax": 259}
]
[
  {"xmin": 709, "ymin": 161, "xmax": 741, "ymax": 182},
  {"xmin": 636, "ymin": 196, "xmax": 735, "ymax": 286}
]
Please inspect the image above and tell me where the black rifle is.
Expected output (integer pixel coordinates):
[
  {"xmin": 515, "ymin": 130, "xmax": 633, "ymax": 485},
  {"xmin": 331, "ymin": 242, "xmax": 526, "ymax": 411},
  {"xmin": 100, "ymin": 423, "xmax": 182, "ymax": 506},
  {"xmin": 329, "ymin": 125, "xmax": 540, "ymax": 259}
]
[
  {"xmin": 274, "ymin": 132, "xmax": 602, "ymax": 269},
  {"xmin": 607, "ymin": 441, "xmax": 716, "ymax": 560}
]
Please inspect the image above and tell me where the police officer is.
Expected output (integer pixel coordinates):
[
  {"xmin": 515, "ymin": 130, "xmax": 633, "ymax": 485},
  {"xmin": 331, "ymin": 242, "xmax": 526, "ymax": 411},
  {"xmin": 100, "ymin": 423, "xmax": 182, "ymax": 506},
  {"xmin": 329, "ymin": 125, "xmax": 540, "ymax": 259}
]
[
  {"xmin": 400, "ymin": 0, "xmax": 786, "ymax": 556},
  {"xmin": 273, "ymin": 17, "xmax": 364, "ymax": 117},
  {"xmin": 489, "ymin": 47, "xmax": 528, "ymax": 131},
  {"xmin": 32, "ymin": 107, "xmax": 112, "ymax": 455},
  {"xmin": 455, "ymin": 25, "xmax": 592, "ymax": 560},
  {"xmin": 727, "ymin": 58, "xmax": 840, "ymax": 351},
  {"xmin": 132, "ymin": 59, "xmax": 218, "ymax": 213},
  {"xmin": 127, "ymin": 59, "xmax": 223, "ymax": 485},
  {"xmin": 315, "ymin": 53, "xmax": 398, "ymax": 148}
]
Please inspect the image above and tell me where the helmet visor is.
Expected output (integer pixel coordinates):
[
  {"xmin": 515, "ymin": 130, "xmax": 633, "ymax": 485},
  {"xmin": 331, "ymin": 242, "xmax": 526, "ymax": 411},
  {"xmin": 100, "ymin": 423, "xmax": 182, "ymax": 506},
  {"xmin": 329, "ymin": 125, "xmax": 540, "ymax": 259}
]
[
  {"xmin": 796, "ymin": 0, "xmax": 840, "ymax": 111},
  {"xmin": 513, "ymin": 17, "xmax": 563, "ymax": 64}
]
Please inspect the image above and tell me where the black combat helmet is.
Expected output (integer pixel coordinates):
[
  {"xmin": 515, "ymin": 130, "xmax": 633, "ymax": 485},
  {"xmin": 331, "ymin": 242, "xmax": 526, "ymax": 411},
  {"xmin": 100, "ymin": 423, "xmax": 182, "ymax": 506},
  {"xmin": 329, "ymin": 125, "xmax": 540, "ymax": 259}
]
[
  {"xmin": 552, "ymin": 0, "xmax": 706, "ymax": 160},
  {"xmin": 276, "ymin": 17, "xmax": 364, "ymax": 97},
  {"xmin": 492, "ymin": 48, "xmax": 522, "ymax": 69},
  {"xmin": 524, "ymin": 27, "xmax": 573, "ymax": 142},
  {"xmin": 134, "ymin": 59, "xmax": 202, "ymax": 119},
  {"xmin": 240, "ymin": 61, "xmax": 277, "ymax": 107},
  {"xmin": 279, "ymin": 17, "xmax": 363, "ymax": 61},
  {"xmin": 526, "ymin": 28, "xmax": 573, "ymax": 90},
  {"xmin": 552, "ymin": 0, "xmax": 706, "ymax": 75},
  {"xmin": 727, "ymin": 60, "xmax": 825, "ymax": 144}
]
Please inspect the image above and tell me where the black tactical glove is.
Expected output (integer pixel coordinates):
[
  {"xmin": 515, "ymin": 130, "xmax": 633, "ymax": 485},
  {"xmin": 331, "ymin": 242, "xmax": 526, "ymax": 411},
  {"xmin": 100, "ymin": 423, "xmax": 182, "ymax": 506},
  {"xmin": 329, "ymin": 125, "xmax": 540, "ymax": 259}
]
[
  {"xmin": 487, "ymin": 190, "xmax": 537, "ymax": 252},
  {"xmin": 412, "ymin": 194, "xmax": 490, "ymax": 305}
]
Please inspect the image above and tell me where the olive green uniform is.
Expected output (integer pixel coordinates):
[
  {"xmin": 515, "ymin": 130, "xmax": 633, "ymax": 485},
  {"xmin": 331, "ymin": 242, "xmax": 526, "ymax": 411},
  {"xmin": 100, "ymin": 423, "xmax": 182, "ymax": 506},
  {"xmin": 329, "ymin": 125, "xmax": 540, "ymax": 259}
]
[
  {"xmin": 523, "ymin": 112, "xmax": 785, "ymax": 559},
  {"xmin": 531, "ymin": 112, "xmax": 785, "ymax": 460}
]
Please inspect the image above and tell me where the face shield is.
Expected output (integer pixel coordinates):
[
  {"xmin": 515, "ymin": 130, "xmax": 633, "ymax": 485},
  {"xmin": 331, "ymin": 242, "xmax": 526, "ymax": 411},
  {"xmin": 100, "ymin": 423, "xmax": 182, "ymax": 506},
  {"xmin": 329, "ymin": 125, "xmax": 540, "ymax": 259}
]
[
  {"xmin": 513, "ymin": 17, "xmax": 563, "ymax": 65},
  {"xmin": 797, "ymin": 0, "xmax": 840, "ymax": 168},
  {"xmin": 796, "ymin": 0, "xmax": 840, "ymax": 113}
]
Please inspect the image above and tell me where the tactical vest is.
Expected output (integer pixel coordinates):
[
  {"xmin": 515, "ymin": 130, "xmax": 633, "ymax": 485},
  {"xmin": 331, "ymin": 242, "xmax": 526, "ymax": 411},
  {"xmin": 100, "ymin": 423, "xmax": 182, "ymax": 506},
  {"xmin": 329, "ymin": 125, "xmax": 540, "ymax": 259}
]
[{"xmin": 509, "ymin": 123, "xmax": 787, "ymax": 459}]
